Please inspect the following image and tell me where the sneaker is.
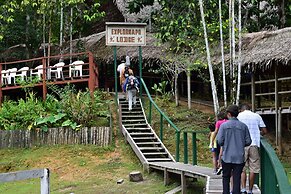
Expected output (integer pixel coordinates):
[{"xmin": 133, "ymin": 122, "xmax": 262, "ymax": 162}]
[
  {"xmin": 240, "ymin": 188, "xmax": 247, "ymax": 194},
  {"xmin": 216, "ymin": 167, "xmax": 223, "ymax": 175},
  {"xmin": 247, "ymin": 192, "xmax": 253, "ymax": 194},
  {"xmin": 212, "ymin": 169, "xmax": 217, "ymax": 174}
]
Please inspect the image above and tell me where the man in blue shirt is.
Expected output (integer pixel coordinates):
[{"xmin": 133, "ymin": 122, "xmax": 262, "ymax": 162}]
[{"xmin": 217, "ymin": 105, "xmax": 252, "ymax": 194}]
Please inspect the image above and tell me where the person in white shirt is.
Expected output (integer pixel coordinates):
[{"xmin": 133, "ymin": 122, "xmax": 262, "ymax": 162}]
[
  {"xmin": 237, "ymin": 104, "xmax": 267, "ymax": 194},
  {"xmin": 117, "ymin": 61, "xmax": 126, "ymax": 77}
]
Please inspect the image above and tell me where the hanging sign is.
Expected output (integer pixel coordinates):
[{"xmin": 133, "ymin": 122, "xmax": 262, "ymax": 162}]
[{"xmin": 106, "ymin": 22, "xmax": 147, "ymax": 46}]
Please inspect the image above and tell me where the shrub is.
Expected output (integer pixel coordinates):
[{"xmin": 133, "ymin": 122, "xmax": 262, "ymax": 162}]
[{"xmin": 0, "ymin": 86, "xmax": 111, "ymax": 131}]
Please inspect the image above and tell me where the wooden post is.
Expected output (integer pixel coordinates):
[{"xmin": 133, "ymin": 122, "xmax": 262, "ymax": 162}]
[
  {"xmin": 113, "ymin": 46, "xmax": 118, "ymax": 102},
  {"xmin": 164, "ymin": 168, "xmax": 169, "ymax": 185},
  {"xmin": 88, "ymin": 52, "xmax": 95, "ymax": 98},
  {"xmin": 139, "ymin": 46, "xmax": 143, "ymax": 96},
  {"xmin": 42, "ymin": 57, "xmax": 47, "ymax": 101},
  {"xmin": 41, "ymin": 168, "xmax": 50, "ymax": 194},
  {"xmin": 251, "ymin": 72, "xmax": 255, "ymax": 111},
  {"xmin": 278, "ymin": 108, "xmax": 282, "ymax": 155},
  {"xmin": 275, "ymin": 65, "xmax": 278, "ymax": 145},
  {"xmin": 181, "ymin": 171, "xmax": 186, "ymax": 194}
]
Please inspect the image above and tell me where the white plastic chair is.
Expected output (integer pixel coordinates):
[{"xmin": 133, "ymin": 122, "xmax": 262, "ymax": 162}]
[
  {"xmin": 15, "ymin": 67, "xmax": 29, "ymax": 82},
  {"xmin": 50, "ymin": 62, "xmax": 65, "ymax": 79},
  {"xmin": 69, "ymin": 61, "xmax": 84, "ymax": 77},
  {"xmin": 30, "ymin": 65, "xmax": 43, "ymax": 80},
  {"xmin": 1, "ymin": 70, "xmax": 9, "ymax": 85},
  {"xmin": 6, "ymin": 68, "xmax": 17, "ymax": 84}
]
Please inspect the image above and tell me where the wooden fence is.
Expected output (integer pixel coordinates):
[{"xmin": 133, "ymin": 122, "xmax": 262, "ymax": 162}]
[{"xmin": 0, "ymin": 127, "xmax": 111, "ymax": 148}]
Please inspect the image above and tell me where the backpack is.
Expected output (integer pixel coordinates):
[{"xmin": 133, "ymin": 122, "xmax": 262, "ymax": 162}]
[
  {"xmin": 124, "ymin": 66, "xmax": 129, "ymax": 78},
  {"xmin": 125, "ymin": 76, "xmax": 139, "ymax": 91}
]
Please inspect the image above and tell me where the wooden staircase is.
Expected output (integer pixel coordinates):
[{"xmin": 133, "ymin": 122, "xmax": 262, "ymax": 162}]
[{"xmin": 118, "ymin": 97, "xmax": 175, "ymax": 165}]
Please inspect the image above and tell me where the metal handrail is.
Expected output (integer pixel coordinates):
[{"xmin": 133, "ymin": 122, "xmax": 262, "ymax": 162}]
[
  {"xmin": 260, "ymin": 137, "xmax": 291, "ymax": 194},
  {"xmin": 140, "ymin": 78, "xmax": 181, "ymax": 161}
]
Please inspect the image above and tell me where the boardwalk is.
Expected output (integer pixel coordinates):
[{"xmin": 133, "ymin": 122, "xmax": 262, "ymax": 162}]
[
  {"xmin": 149, "ymin": 162, "xmax": 261, "ymax": 194},
  {"xmin": 118, "ymin": 94, "xmax": 261, "ymax": 194}
]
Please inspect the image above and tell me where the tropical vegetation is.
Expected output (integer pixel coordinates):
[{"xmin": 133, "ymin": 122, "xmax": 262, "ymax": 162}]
[{"xmin": 0, "ymin": 85, "xmax": 112, "ymax": 131}]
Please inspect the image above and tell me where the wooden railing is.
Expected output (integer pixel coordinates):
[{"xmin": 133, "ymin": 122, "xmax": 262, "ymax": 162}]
[
  {"xmin": 0, "ymin": 52, "xmax": 98, "ymax": 103},
  {"xmin": 0, "ymin": 169, "xmax": 50, "ymax": 194}
]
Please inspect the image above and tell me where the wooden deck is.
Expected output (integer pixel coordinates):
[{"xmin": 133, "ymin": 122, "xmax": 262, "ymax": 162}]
[{"xmin": 0, "ymin": 52, "xmax": 98, "ymax": 103}]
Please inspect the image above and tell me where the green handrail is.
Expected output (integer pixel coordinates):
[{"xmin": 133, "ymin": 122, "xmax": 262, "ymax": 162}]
[
  {"xmin": 140, "ymin": 78, "xmax": 181, "ymax": 161},
  {"xmin": 260, "ymin": 137, "xmax": 291, "ymax": 194},
  {"xmin": 183, "ymin": 130, "xmax": 209, "ymax": 165}
]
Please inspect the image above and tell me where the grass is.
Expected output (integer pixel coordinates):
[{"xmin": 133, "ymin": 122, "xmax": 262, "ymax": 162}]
[
  {"xmin": 0, "ymin": 141, "xmax": 183, "ymax": 194},
  {"xmin": 143, "ymin": 98, "xmax": 213, "ymax": 166},
  {"xmin": 1, "ymin": 96, "xmax": 290, "ymax": 193},
  {"xmin": 282, "ymin": 162, "xmax": 291, "ymax": 183}
]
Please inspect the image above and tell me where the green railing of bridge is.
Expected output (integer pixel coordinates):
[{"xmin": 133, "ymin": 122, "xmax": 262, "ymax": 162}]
[
  {"xmin": 182, "ymin": 130, "xmax": 209, "ymax": 165},
  {"xmin": 140, "ymin": 79, "xmax": 290, "ymax": 193},
  {"xmin": 260, "ymin": 137, "xmax": 291, "ymax": 194},
  {"xmin": 140, "ymin": 78, "xmax": 181, "ymax": 162},
  {"xmin": 182, "ymin": 132, "xmax": 291, "ymax": 193}
]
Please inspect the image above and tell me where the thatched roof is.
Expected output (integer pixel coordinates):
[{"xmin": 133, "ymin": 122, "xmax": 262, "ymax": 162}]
[
  {"xmin": 79, "ymin": 31, "xmax": 167, "ymax": 66},
  {"xmin": 241, "ymin": 27, "xmax": 291, "ymax": 70}
]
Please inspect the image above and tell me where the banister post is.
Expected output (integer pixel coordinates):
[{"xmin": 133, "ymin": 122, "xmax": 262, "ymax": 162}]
[
  {"xmin": 113, "ymin": 46, "xmax": 118, "ymax": 103},
  {"xmin": 148, "ymin": 101, "xmax": 152, "ymax": 124},
  {"xmin": 160, "ymin": 113, "xmax": 163, "ymax": 141},
  {"xmin": 176, "ymin": 131, "xmax": 180, "ymax": 162},
  {"xmin": 192, "ymin": 132, "xmax": 197, "ymax": 165},
  {"xmin": 183, "ymin": 132, "xmax": 188, "ymax": 164},
  {"xmin": 139, "ymin": 46, "xmax": 143, "ymax": 97},
  {"xmin": 88, "ymin": 52, "xmax": 95, "ymax": 98},
  {"xmin": 42, "ymin": 57, "xmax": 47, "ymax": 101},
  {"xmin": 40, "ymin": 168, "xmax": 50, "ymax": 194}
]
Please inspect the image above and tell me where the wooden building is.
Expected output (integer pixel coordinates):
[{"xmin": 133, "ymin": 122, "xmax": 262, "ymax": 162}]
[{"xmin": 239, "ymin": 27, "xmax": 291, "ymax": 154}]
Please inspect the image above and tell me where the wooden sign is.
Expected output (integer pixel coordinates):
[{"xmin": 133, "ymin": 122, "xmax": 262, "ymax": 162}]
[{"xmin": 106, "ymin": 22, "xmax": 147, "ymax": 46}]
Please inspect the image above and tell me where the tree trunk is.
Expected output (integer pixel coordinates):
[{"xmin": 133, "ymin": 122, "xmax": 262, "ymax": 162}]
[
  {"xmin": 187, "ymin": 69, "xmax": 191, "ymax": 109},
  {"xmin": 236, "ymin": 0, "xmax": 242, "ymax": 105},
  {"xmin": 278, "ymin": 0, "xmax": 286, "ymax": 28},
  {"xmin": 219, "ymin": 0, "xmax": 227, "ymax": 108},
  {"xmin": 26, "ymin": 13, "xmax": 30, "ymax": 59},
  {"xmin": 231, "ymin": 0, "xmax": 236, "ymax": 104},
  {"xmin": 175, "ymin": 67, "xmax": 179, "ymax": 107},
  {"xmin": 229, "ymin": 0, "xmax": 233, "ymax": 102},
  {"xmin": 59, "ymin": 0, "xmax": 64, "ymax": 58},
  {"xmin": 70, "ymin": 7, "xmax": 73, "ymax": 63},
  {"xmin": 199, "ymin": 0, "xmax": 219, "ymax": 115},
  {"xmin": 43, "ymin": 14, "xmax": 46, "ymax": 57}
]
